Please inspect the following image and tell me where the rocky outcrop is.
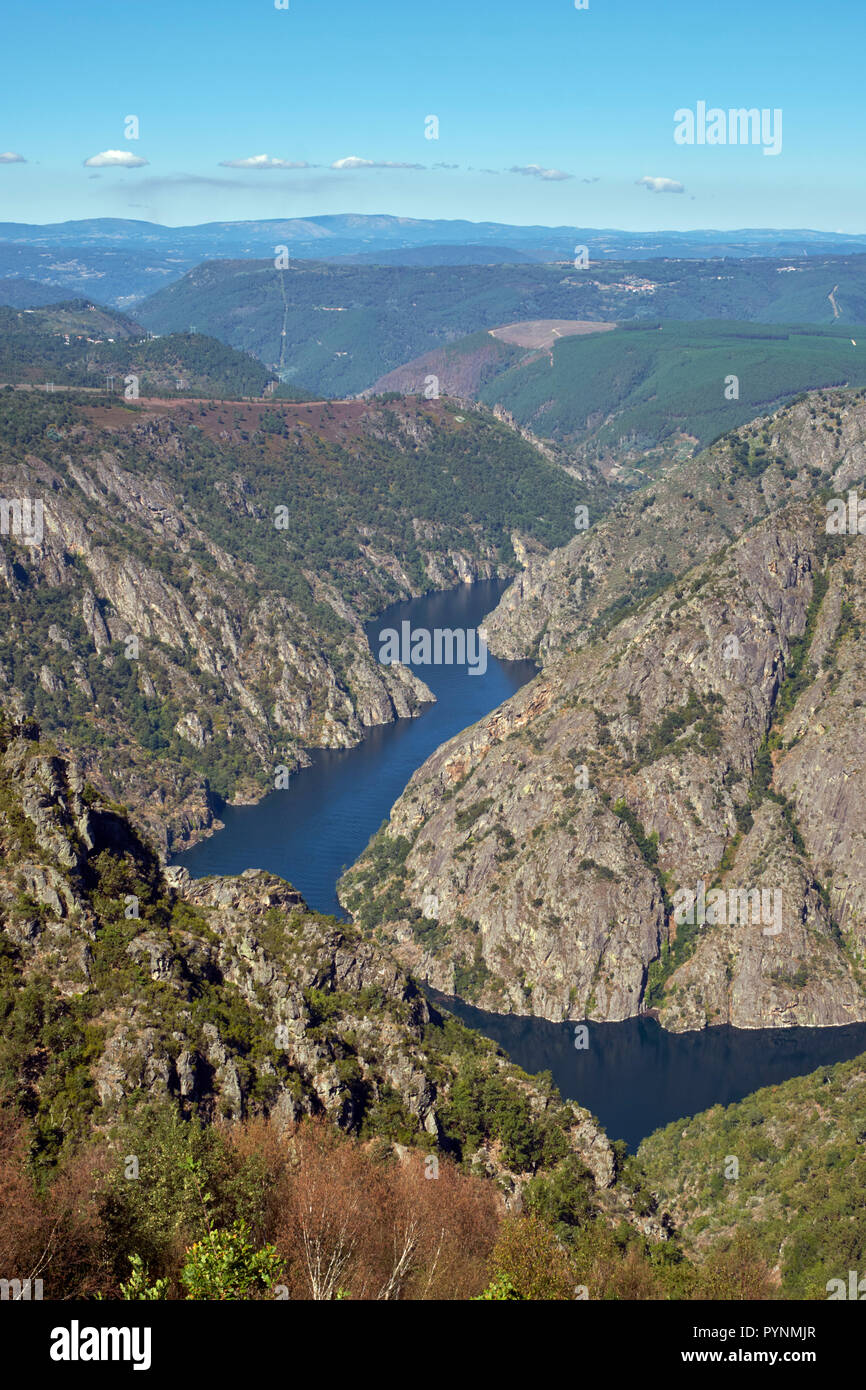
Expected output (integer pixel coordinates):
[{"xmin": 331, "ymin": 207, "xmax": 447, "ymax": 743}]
[
  {"xmin": 341, "ymin": 390, "xmax": 866, "ymax": 1031},
  {"xmin": 0, "ymin": 714, "xmax": 665, "ymax": 1230},
  {"xmin": 484, "ymin": 392, "xmax": 866, "ymax": 661}
]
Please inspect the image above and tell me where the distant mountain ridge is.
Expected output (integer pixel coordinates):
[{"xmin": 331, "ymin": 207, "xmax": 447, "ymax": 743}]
[
  {"xmin": 2, "ymin": 216, "xmax": 866, "ymax": 309},
  {"xmin": 3, "ymin": 215, "xmax": 866, "ymax": 259}
]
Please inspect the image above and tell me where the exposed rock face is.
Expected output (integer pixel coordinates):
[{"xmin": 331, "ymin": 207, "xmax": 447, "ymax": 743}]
[
  {"xmin": 341, "ymin": 390, "xmax": 866, "ymax": 1031},
  {"xmin": 484, "ymin": 393, "xmax": 866, "ymax": 662},
  {"xmin": 0, "ymin": 715, "xmax": 665, "ymax": 1229},
  {"xmin": 0, "ymin": 393, "xmax": 570, "ymax": 852},
  {"xmin": 661, "ymin": 797, "xmax": 864, "ymax": 1031}
]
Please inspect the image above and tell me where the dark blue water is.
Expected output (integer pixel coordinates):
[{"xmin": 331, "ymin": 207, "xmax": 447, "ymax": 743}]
[
  {"xmin": 171, "ymin": 580, "xmax": 537, "ymax": 916},
  {"xmin": 172, "ymin": 577, "xmax": 866, "ymax": 1147},
  {"xmin": 431, "ymin": 995, "xmax": 866, "ymax": 1150}
]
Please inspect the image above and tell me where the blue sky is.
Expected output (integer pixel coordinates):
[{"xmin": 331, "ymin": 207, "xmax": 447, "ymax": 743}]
[{"xmin": 1, "ymin": 0, "xmax": 862, "ymax": 229}]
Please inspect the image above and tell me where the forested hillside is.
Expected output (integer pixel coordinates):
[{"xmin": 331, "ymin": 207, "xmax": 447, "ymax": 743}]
[
  {"xmin": 369, "ymin": 321, "xmax": 866, "ymax": 475},
  {"xmin": 0, "ymin": 302, "xmax": 272, "ymax": 397},
  {"xmin": 639, "ymin": 1053, "xmax": 866, "ymax": 1298},
  {"xmin": 136, "ymin": 254, "xmax": 866, "ymax": 396},
  {"xmin": 476, "ymin": 321, "xmax": 866, "ymax": 469}
]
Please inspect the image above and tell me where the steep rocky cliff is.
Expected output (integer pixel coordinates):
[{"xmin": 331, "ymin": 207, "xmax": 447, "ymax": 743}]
[
  {"xmin": 0, "ymin": 389, "xmax": 585, "ymax": 851},
  {"xmin": 340, "ymin": 389, "xmax": 866, "ymax": 1031},
  {"xmin": 0, "ymin": 713, "xmax": 662, "ymax": 1229}
]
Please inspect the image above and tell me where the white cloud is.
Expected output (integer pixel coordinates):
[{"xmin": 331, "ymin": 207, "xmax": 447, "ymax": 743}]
[
  {"xmin": 0, "ymin": 152, "xmax": 25, "ymax": 164},
  {"xmin": 218, "ymin": 155, "xmax": 312, "ymax": 169},
  {"xmin": 331, "ymin": 156, "xmax": 425, "ymax": 170},
  {"xmin": 636, "ymin": 175, "xmax": 684, "ymax": 193},
  {"xmin": 83, "ymin": 150, "xmax": 149, "ymax": 168},
  {"xmin": 509, "ymin": 164, "xmax": 572, "ymax": 181}
]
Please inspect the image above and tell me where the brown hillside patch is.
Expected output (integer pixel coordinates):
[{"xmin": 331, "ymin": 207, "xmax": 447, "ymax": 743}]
[{"xmin": 489, "ymin": 320, "xmax": 616, "ymax": 350}]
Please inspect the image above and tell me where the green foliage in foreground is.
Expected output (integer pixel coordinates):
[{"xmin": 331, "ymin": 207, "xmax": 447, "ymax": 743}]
[{"xmin": 179, "ymin": 1221, "xmax": 283, "ymax": 1301}]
